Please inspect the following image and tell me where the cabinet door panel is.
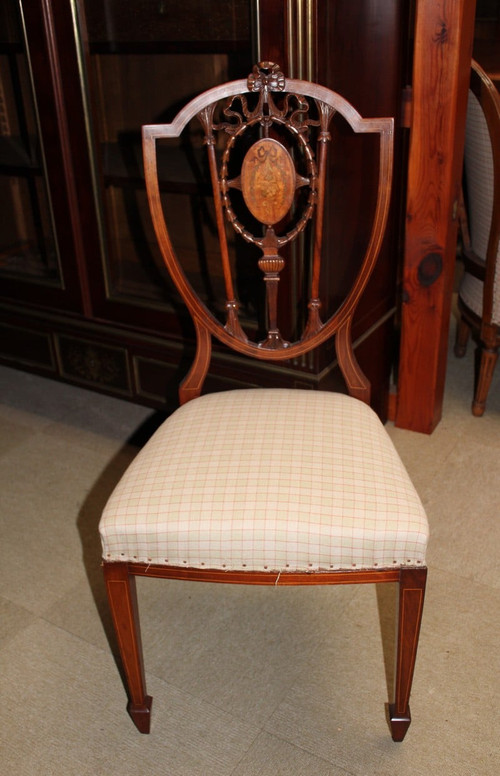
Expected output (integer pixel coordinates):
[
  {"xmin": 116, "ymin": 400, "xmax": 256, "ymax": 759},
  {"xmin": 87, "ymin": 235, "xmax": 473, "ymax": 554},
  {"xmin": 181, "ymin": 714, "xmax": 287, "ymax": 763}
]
[
  {"xmin": 0, "ymin": 0, "xmax": 86, "ymax": 311},
  {"xmin": 76, "ymin": 0, "xmax": 253, "ymax": 328},
  {"xmin": 0, "ymin": 2, "xmax": 60, "ymax": 288}
]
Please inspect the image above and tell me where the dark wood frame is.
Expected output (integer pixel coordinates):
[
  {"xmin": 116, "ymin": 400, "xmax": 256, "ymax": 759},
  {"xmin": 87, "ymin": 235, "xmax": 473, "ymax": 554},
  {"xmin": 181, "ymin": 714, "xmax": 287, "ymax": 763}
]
[{"xmin": 455, "ymin": 59, "xmax": 500, "ymax": 415}]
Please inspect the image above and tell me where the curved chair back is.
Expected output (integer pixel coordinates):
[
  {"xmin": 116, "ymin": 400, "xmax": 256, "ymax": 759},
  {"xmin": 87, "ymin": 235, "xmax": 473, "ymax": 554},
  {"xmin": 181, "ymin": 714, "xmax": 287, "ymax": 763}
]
[
  {"xmin": 455, "ymin": 60, "xmax": 500, "ymax": 415},
  {"xmin": 143, "ymin": 62, "xmax": 394, "ymax": 405},
  {"xmin": 461, "ymin": 60, "xmax": 500, "ymax": 325}
]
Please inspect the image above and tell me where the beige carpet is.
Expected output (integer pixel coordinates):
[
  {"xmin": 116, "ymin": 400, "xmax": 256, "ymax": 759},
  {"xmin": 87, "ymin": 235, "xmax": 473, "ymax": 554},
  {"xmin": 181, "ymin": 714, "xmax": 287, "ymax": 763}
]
[{"xmin": 1, "ymin": 324, "xmax": 499, "ymax": 775}]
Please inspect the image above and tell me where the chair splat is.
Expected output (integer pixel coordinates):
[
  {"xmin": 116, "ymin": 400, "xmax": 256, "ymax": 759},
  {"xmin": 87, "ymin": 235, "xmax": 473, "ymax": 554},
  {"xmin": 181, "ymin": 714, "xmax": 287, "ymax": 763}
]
[{"xmin": 210, "ymin": 63, "xmax": 323, "ymax": 349}]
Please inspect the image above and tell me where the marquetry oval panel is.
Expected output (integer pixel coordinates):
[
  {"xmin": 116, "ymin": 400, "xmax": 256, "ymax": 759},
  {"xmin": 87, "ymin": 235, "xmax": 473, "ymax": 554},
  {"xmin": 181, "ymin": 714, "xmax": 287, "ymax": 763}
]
[{"xmin": 241, "ymin": 138, "xmax": 295, "ymax": 225}]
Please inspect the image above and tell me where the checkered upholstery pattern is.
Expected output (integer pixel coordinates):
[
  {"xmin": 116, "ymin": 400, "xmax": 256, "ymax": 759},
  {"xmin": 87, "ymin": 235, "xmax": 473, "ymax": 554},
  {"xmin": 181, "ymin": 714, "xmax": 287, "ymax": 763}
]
[
  {"xmin": 459, "ymin": 89, "xmax": 500, "ymax": 324},
  {"xmin": 100, "ymin": 389, "xmax": 428, "ymax": 572}
]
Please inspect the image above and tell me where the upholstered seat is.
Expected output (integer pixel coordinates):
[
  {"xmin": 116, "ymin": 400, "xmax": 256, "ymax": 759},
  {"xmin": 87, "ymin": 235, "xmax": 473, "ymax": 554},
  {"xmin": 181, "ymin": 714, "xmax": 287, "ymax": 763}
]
[{"xmin": 101, "ymin": 389, "xmax": 428, "ymax": 571}]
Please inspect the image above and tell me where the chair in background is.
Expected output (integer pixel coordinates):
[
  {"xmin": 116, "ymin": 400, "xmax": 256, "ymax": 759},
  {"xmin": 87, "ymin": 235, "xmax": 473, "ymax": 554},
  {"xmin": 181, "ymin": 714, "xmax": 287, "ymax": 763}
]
[
  {"xmin": 455, "ymin": 59, "xmax": 500, "ymax": 415},
  {"xmin": 99, "ymin": 63, "xmax": 428, "ymax": 741}
]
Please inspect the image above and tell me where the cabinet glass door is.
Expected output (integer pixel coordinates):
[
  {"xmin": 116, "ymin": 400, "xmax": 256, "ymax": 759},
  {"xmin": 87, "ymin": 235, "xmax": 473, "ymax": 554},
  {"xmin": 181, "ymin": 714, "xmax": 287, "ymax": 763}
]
[
  {"xmin": 0, "ymin": 1, "xmax": 60, "ymax": 286},
  {"xmin": 75, "ymin": 0, "xmax": 253, "ymax": 318}
]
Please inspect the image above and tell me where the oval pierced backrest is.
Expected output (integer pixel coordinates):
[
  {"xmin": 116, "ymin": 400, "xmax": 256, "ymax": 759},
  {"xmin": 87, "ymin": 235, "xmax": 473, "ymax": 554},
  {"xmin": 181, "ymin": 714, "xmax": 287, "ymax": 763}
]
[{"xmin": 143, "ymin": 62, "xmax": 394, "ymax": 404}]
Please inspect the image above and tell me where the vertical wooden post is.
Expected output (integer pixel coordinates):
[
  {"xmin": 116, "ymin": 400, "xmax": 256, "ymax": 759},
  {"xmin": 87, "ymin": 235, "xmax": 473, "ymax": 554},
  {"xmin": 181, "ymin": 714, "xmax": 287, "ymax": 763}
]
[{"xmin": 396, "ymin": 0, "xmax": 476, "ymax": 433}]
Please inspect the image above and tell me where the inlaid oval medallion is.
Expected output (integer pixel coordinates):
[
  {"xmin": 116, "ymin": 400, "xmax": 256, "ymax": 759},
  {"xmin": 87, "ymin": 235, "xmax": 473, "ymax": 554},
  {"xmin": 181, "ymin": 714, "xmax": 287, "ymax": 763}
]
[{"xmin": 241, "ymin": 138, "xmax": 295, "ymax": 225}]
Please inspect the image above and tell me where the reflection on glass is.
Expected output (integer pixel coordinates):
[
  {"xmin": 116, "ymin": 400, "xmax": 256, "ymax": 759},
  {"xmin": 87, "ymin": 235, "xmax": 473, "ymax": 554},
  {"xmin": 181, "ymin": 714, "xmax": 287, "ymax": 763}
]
[
  {"xmin": 0, "ymin": 1, "xmax": 60, "ymax": 284},
  {"xmin": 76, "ymin": 0, "xmax": 252, "ymax": 310}
]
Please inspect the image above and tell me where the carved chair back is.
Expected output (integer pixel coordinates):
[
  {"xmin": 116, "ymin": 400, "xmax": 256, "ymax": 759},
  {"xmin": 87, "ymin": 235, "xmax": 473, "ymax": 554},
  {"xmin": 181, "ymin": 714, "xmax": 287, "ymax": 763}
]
[{"xmin": 142, "ymin": 63, "xmax": 394, "ymax": 403}]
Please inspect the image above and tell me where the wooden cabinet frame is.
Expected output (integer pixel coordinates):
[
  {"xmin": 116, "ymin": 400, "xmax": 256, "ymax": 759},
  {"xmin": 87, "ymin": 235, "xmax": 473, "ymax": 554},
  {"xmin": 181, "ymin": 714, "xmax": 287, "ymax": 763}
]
[{"xmin": 0, "ymin": 0, "xmax": 477, "ymax": 432}]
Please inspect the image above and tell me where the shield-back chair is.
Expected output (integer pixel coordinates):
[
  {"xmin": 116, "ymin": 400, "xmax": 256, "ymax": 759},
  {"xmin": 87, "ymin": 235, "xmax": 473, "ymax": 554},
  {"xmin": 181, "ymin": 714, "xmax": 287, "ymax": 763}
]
[{"xmin": 99, "ymin": 62, "xmax": 428, "ymax": 741}]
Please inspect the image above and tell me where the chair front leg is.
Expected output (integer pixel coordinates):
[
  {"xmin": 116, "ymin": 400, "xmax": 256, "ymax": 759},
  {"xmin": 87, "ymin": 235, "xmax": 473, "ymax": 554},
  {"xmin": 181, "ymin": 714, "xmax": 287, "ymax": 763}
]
[
  {"xmin": 103, "ymin": 562, "xmax": 152, "ymax": 733},
  {"xmin": 389, "ymin": 566, "xmax": 427, "ymax": 742}
]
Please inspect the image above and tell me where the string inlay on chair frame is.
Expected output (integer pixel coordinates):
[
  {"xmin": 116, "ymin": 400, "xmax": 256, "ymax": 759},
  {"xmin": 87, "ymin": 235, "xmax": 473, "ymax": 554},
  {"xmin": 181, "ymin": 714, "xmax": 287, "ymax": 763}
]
[{"xmin": 99, "ymin": 63, "xmax": 428, "ymax": 744}]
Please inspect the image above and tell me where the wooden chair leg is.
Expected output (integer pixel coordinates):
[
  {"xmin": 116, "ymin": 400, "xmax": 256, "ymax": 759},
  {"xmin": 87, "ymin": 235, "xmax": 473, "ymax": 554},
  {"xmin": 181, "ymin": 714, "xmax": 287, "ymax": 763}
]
[
  {"xmin": 472, "ymin": 346, "xmax": 498, "ymax": 416},
  {"xmin": 454, "ymin": 314, "xmax": 470, "ymax": 358},
  {"xmin": 389, "ymin": 566, "xmax": 427, "ymax": 742},
  {"xmin": 103, "ymin": 562, "xmax": 152, "ymax": 733}
]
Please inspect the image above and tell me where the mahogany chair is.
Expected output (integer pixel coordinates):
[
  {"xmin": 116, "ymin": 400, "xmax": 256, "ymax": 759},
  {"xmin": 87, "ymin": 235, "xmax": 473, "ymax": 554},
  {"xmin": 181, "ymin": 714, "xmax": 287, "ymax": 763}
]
[
  {"xmin": 455, "ymin": 60, "xmax": 500, "ymax": 415},
  {"xmin": 99, "ymin": 63, "xmax": 428, "ymax": 741}
]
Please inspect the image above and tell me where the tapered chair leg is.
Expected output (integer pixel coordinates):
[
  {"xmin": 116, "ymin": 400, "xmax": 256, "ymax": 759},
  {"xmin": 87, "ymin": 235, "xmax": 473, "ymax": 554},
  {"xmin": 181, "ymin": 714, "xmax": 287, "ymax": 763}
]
[
  {"xmin": 454, "ymin": 315, "xmax": 470, "ymax": 358},
  {"xmin": 389, "ymin": 567, "xmax": 427, "ymax": 742},
  {"xmin": 472, "ymin": 346, "xmax": 498, "ymax": 416},
  {"xmin": 103, "ymin": 562, "xmax": 152, "ymax": 733}
]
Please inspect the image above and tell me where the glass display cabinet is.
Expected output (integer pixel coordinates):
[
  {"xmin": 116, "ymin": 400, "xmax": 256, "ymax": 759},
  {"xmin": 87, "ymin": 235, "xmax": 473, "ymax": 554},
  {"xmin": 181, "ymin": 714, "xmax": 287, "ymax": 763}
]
[
  {"xmin": 0, "ymin": 5, "xmax": 59, "ymax": 288},
  {"xmin": 0, "ymin": 0, "xmax": 260, "ymax": 404},
  {"xmin": 0, "ymin": 0, "xmax": 474, "ymax": 429},
  {"xmin": 79, "ymin": 0, "xmax": 253, "ymax": 318}
]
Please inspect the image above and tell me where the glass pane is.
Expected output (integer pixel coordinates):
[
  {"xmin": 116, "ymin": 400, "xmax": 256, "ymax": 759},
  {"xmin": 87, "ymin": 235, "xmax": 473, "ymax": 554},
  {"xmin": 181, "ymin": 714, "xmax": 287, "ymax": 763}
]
[
  {"xmin": 0, "ymin": 1, "xmax": 60, "ymax": 285},
  {"xmin": 76, "ymin": 0, "xmax": 252, "ymax": 310}
]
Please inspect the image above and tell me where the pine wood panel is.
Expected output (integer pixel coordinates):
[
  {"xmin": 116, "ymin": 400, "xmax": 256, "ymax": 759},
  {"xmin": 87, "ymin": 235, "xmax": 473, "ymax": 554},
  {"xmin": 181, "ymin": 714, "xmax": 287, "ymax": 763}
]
[{"xmin": 396, "ymin": 0, "xmax": 476, "ymax": 432}]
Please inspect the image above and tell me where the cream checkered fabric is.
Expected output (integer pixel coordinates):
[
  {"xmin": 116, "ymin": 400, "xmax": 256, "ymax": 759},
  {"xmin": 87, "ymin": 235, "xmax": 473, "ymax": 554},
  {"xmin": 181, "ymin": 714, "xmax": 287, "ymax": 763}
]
[
  {"xmin": 460, "ymin": 90, "xmax": 500, "ymax": 324},
  {"xmin": 100, "ymin": 389, "xmax": 428, "ymax": 572}
]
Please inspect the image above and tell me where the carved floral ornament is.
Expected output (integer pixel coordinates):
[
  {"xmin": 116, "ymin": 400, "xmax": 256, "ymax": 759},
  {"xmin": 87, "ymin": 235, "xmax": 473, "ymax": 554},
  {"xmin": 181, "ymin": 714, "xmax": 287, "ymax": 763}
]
[{"xmin": 247, "ymin": 61, "xmax": 286, "ymax": 94}]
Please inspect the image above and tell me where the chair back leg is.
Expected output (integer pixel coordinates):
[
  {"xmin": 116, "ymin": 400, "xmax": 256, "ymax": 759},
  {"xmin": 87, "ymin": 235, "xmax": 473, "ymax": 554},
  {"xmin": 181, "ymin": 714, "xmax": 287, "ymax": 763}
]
[
  {"xmin": 103, "ymin": 563, "xmax": 152, "ymax": 733},
  {"xmin": 473, "ymin": 345, "xmax": 499, "ymax": 416},
  {"xmin": 389, "ymin": 566, "xmax": 427, "ymax": 742},
  {"xmin": 454, "ymin": 314, "xmax": 471, "ymax": 358}
]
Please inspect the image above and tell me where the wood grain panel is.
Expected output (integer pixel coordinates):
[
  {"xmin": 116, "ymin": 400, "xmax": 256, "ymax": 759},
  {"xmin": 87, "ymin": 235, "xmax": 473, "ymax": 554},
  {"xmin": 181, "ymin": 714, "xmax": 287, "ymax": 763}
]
[{"xmin": 396, "ymin": 0, "xmax": 476, "ymax": 433}]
